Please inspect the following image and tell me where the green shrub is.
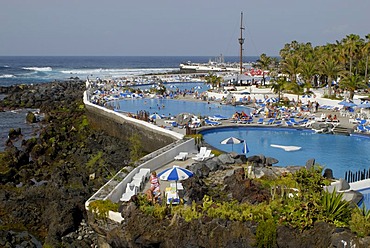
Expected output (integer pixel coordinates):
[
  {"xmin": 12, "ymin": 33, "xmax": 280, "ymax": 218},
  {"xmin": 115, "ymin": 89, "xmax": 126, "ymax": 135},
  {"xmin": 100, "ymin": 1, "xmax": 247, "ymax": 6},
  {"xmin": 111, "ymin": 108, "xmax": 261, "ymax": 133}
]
[
  {"xmin": 256, "ymin": 218, "xmax": 277, "ymax": 248},
  {"xmin": 349, "ymin": 205, "xmax": 370, "ymax": 237},
  {"xmin": 128, "ymin": 133, "xmax": 143, "ymax": 162},
  {"xmin": 173, "ymin": 201, "xmax": 202, "ymax": 222},
  {"xmin": 89, "ymin": 200, "xmax": 119, "ymax": 220},
  {"xmin": 321, "ymin": 190, "xmax": 351, "ymax": 226}
]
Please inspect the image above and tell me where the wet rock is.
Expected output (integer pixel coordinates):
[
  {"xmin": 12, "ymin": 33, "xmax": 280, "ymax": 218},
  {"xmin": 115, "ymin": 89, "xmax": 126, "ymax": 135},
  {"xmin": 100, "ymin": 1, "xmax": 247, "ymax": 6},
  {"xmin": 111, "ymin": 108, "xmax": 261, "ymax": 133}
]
[
  {"xmin": 247, "ymin": 155, "xmax": 261, "ymax": 163},
  {"xmin": 8, "ymin": 128, "xmax": 22, "ymax": 139},
  {"xmin": 189, "ymin": 163, "xmax": 210, "ymax": 178},
  {"xmin": 26, "ymin": 111, "xmax": 36, "ymax": 123},
  {"xmin": 265, "ymin": 157, "xmax": 279, "ymax": 166},
  {"xmin": 204, "ymin": 159, "xmax": 219, "ymax": 171},
  {"xmin": 217, "ymin": 153, "xmax": 234, "ymax": 164},
  {"xmin": 323, "ymin": 168, "xmax": 334, "ymax": 179},
  {"xmin": 305, "ymin": 158, "xmax": 316, "ymax": 170}
]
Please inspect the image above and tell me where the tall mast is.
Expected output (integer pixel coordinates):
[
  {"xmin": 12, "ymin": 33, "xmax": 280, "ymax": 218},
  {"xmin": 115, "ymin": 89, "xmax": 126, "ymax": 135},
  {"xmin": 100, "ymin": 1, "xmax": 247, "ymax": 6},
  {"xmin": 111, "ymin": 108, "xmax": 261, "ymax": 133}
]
[{"xmin": 238, "ymin": 12, "xmax": 245, "ymax": 76}]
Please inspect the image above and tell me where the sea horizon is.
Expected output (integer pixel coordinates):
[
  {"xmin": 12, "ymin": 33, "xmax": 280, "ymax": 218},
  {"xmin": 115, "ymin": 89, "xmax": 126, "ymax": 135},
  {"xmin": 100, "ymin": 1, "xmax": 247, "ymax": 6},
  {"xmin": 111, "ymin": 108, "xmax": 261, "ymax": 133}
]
[{"xmin": 0, "ymin": 55, "xmax": 262, "ymax": 87}]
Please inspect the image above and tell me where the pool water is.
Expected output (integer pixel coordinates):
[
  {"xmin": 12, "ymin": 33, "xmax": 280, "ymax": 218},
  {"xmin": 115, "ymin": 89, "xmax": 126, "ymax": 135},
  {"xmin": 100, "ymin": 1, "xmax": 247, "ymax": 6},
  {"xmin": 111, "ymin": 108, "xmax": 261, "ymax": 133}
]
[
  {"xmin": 116, "ymin": 98, "xmax": 252, "ymax": 118},
  {"xmin": 133, "ymin": 82, "xmax": 209, "ymax": 94},
  {"xmin": 358, "ymin": 187, "xmax": 370, "ymax": 210},
  {"xmin": 201, "ymin": 127, "xmax": 370, "ymax": 179}
]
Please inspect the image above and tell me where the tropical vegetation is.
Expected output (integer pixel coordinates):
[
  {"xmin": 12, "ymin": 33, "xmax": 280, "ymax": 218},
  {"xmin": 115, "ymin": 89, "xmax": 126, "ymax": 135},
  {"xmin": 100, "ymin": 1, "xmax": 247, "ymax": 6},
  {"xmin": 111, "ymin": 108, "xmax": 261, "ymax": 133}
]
[
  {"xmin": 255, "ymin": 34, "xmax": 370, "ymax": 101},
  {"xmin": 131, "ymin": 165, "xmax": 367, "ymax": 245}
]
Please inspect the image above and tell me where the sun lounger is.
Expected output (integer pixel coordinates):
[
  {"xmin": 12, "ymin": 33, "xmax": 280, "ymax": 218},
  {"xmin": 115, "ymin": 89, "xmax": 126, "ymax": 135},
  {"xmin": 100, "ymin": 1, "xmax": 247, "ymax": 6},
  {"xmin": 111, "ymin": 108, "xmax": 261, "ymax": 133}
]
[
  {"xmin": 208, "ymin": 115, "xmax": 228, "ymax": 121},
  {"xmin": 174, "ymin": 152, "xmax": 188, "ymax": 161},
  {"xmin": 285, "ymin": 121, "xmax": 295, "ymax": 126},
  {"xmin": 193, "ymin": 149, "xmax": 214, "ymax": 161},
  {"xmin": 136, "ymin": 168, "xmax": 150, "ymax": 180},
  {"xmin": 205, "ymin": 119, "xmax": 221, "ymax": 126},
  {"xmin": 274, "ymin": 120, "xmax": 282, "ymax": 126},
  {"xmin": 194, "ymin": 147, "xmax": 207, "ymax": 159},
  {"xmin": 130, "ymin": 178, "xmax": 143, "ymax": 190},
  {"xmin": 120, "ymin": 183, "xmax": 137, "ymax": 202},
  {"xmin": 265, "ymin": 118, "xmax": 275, "ymax": 125},
  {"xmin": 257, "ymin": 118, "xmax": 264, "ymax": 124},
  {"xmin": 356, "ymin": 125, "xmax": 367, "ymax": 133},
  {"xmin": 166, "ymin": 190, "xmax": 180, "ymax": 205}
]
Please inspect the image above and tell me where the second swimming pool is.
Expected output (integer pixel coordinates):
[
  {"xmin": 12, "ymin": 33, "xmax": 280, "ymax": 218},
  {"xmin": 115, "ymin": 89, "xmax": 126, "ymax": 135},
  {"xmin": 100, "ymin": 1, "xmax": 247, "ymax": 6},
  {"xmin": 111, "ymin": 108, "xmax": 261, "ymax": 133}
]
[{"xmin": 201, "ymin": 127, "xmax": 370, "ymax": 179}]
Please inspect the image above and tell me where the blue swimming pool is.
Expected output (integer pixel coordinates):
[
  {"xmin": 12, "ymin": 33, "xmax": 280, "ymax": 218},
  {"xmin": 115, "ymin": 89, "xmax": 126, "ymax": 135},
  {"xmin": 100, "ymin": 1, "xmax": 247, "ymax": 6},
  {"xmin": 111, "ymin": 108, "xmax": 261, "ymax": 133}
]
[
  {"xmin": 201, "ymin": 127, "xmax": 370, "ymax": 179},
  {"xmin": 116, "ymin": 98, "xmax": 252, "ymax": 118},
  {"xmin": 358, "ymin": 187, "xmax": 370, "ymax": 210},
  {"xmin": 133, "ymin": 82, "xmax": 209, "ymax": 94}
]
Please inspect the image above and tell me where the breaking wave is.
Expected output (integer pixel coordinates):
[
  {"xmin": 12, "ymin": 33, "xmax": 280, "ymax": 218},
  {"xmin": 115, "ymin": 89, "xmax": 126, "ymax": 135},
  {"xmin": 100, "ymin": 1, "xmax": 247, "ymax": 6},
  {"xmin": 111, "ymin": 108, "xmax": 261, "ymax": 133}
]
[
  {"xmin": 61, "ymin": 68, "xmax": 177, "ymax": 77},
  {"xmin": 0, "ymin": 74, "xmax": 16, "ymax": 78},
  {"xmin": 22, "ymin": 67, "xmax": 53, "ymax": 72}
]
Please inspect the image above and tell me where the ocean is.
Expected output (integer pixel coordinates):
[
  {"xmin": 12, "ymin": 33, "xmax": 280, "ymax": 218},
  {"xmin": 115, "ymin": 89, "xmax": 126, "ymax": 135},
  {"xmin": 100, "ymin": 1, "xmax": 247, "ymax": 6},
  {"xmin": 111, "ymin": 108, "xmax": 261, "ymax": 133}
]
[
  {"xmin": 0, "ymin": 56, "xmax": 258, "ymax": 150},
  {"xmin": 0, "ymin": 56, "xmax": 259, "ymax": 86}
]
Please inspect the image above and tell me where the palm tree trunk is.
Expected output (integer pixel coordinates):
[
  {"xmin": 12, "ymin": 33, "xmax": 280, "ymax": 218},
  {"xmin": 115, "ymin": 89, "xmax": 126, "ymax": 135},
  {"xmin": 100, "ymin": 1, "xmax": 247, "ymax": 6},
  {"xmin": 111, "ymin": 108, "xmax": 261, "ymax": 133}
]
[
  {"xmin": 365, "ymin": 55, "xmax": 369, "ymax": 84},
  {"xmin": 327, "ymin": 76, "xmax": 332, "ymax": 96}
]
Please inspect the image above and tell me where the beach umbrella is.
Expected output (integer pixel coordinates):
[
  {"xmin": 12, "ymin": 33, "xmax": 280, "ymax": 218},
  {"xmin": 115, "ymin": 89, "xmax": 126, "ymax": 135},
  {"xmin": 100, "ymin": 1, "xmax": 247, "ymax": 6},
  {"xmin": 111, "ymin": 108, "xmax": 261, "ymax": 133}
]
[
  {"xmin": 338, "ymin": 100, "xmax": 356, "ymax": 107},
  {"xmin": 220, "ymin": 136, "xmax": 243, "ymax": 151},
  {"xmin": 265, "ymin": 98, "xmax": 277, "ymax": 103},
  {"xmin": 242, "ymin": 140, "xmax": 250, "ymax": 154},
  {"xmin": 158, "ymin": 165, "xmax": 194, "ymax": 192},
  {"xmin": 149, "ymin": 113, "xmax": 162, "ymax": 120},
  {"xmin": 194, "ymin": 85, "xmax": 203, "ymax": 90}
]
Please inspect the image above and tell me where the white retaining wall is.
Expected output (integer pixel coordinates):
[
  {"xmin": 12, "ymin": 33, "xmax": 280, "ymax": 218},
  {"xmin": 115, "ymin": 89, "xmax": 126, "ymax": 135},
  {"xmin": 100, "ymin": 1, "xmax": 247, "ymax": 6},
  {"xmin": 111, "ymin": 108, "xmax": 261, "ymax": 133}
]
[
  {"xmin": 83, "ymin": 91, "xmax": 183, "ymax": 140},
  {"xmin": 349, "ymin": 179, "xmax": 370, "ymax": 191}
]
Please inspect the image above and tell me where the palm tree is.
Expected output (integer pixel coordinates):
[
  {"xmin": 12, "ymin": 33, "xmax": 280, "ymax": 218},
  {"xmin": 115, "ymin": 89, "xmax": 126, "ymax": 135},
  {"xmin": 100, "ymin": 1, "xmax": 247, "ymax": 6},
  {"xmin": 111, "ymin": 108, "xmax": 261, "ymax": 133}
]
[
  {"xmin": 320, "ymin": 57, "xmax": 343, "ymax": 97},
  {"xmin": 339, "ymin": 74, "xmax": 366, "ymax": 100},
  {"xmin": 280, "ymin": 55, "xmax": 302, "ymax": 99},
  {"xmin": 281, "ymin": 56, "xmax": 301, "ymax": 84},
  {"xmin": 270, "ymin": 77, "xmax": 287, "ymax": 102},
  {"xmin": 362, "ymin": 34, "xmax": 370, "ymax": 85},
  {"xmin": 341, "ymin": 34, "xmax": 362, "ymax": 75},
  {"xmin": 205, "ymin": 73, "xmax": 222, "ymax": 89},
  {"xmin": 256, "ymin": 53, "xmax": 272, "ymax": 86},
  {"xmin": 300, "ymin": 61, "xmax": 317, "ymax": 94}
]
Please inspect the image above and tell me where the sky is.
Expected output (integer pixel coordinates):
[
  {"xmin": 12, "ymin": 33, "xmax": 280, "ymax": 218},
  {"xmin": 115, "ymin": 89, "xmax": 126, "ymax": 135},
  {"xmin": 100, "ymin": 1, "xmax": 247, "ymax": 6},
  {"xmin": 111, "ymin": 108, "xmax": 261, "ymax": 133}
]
[{"xmin": 1, "ymin": 0, "xmax": 369, "ymax": 57}]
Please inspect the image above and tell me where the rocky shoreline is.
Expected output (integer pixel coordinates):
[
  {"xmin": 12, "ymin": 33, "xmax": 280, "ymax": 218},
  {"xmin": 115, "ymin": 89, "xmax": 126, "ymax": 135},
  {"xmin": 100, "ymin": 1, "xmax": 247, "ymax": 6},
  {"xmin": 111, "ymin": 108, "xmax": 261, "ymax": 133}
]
[{"xmin": 0, "ymin": 81, "xmax": 131, "ymax": 247}]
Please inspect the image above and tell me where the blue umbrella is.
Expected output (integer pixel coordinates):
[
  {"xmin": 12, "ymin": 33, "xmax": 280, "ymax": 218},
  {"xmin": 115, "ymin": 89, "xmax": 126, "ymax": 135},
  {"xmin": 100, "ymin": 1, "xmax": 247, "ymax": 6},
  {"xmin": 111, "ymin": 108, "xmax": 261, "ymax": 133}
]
[
  {"xmin": 242, "ymin": 140, "xmax": 250, "ymax": 154},
  {"xmin": 149, "ymin": 113, "xmax": 162, "ymax": 120},
  {"xmin": 338, "ymin": 100, "xmax": 357, "ymax": 107},
  {"xmin": 158, "ymin": 165, "xmax": 194, "ymax": 192}
]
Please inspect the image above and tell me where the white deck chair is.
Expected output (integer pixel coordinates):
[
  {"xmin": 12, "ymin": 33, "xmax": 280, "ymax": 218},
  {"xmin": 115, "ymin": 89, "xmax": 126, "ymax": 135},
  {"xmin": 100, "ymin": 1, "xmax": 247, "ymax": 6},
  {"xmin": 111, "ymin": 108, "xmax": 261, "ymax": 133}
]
[
  {"xmin": 120, "ymin": 183, "xmax": 137, "ymax": 202},
  {"xmin": 135, "ymin": 168, "xmax": 151, "ymax": 181},
  {"xmin": 174, "ymin": 152, "xmax": 188, "ymax": 161},
  {"xmin": 194, "ymin": 149, "xmax": 214, "ymax": 161},
  {"xmin": 131, "ymin": 178, "xmax": 143, "ymax": 190},
  {"xmin": 193, "ymin": 147, "xmax": 207, "ymax": 160}
]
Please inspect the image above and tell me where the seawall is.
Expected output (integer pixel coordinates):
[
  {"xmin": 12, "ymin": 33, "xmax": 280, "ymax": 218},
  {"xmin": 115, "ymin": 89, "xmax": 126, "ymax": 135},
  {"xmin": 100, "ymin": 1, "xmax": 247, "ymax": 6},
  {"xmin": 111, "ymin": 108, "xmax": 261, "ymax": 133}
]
[{"xmin": 84, "ymin": 92, "xmax": 183, "ymax": 153}]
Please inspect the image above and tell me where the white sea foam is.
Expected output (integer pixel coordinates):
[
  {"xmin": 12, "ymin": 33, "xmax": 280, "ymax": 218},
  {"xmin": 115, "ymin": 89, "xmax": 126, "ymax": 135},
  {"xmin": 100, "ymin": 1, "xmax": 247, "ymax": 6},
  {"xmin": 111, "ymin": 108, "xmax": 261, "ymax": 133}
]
[
  {"xmin": 22, "ymin": 67, "xmax": 53, "ymax": 72},
  {"xmin": 60, "ymin": 68, "xmax": 176, "ymax": 77},
  {"xmin": 0, "ymin": 74, "xmax": 15, "ymax": 78}
]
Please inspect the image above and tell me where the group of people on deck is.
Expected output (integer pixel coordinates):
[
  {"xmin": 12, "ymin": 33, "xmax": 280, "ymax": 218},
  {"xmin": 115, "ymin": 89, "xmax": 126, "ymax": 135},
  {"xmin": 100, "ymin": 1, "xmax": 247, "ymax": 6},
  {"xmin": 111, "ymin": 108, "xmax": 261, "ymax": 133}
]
[{"xmin": 232, "ymin": 111, "xmax": 252, "ymax": 121}]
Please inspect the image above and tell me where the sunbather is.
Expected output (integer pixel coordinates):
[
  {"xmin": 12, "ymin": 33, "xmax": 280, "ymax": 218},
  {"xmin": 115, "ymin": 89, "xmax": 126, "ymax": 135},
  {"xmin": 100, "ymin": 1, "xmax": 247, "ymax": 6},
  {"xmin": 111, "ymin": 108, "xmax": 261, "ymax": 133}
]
[{"xmin": 150, "ymin": 171, "xmax": 160, "ymax": 192}]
